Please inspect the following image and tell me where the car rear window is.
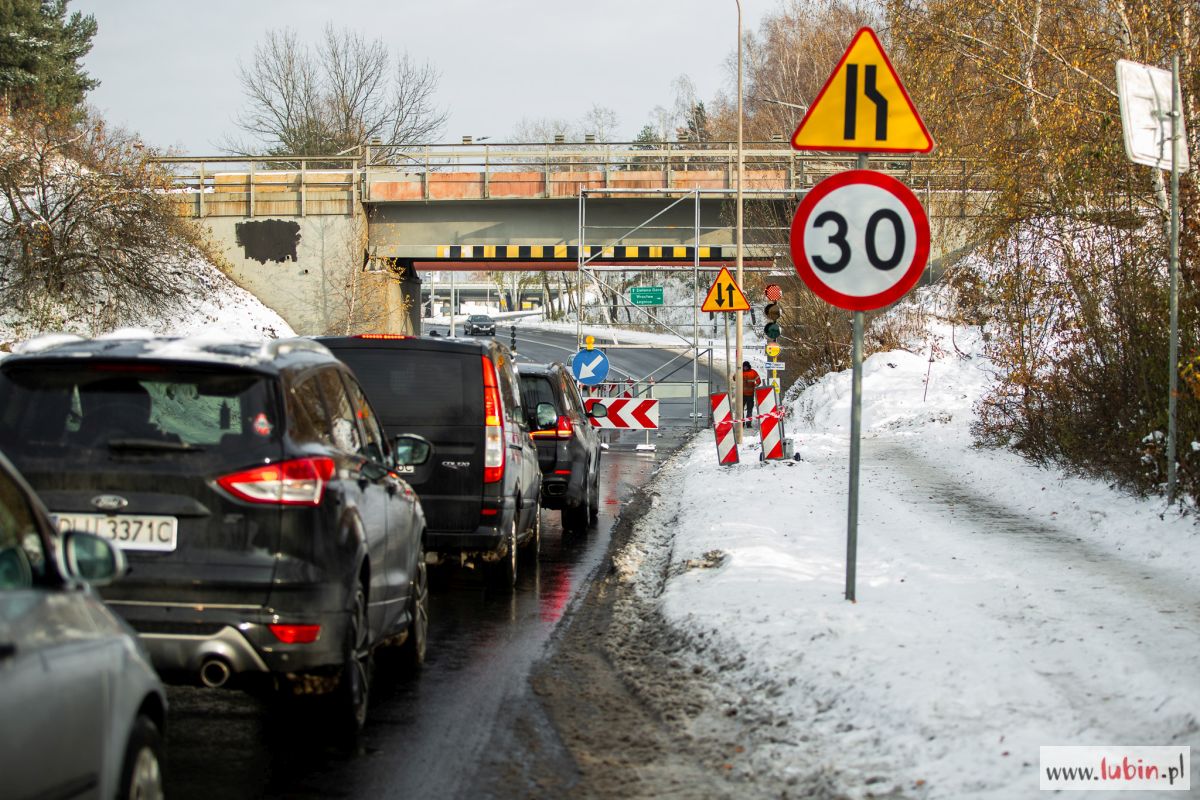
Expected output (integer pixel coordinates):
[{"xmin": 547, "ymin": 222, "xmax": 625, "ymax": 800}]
[
  {"xmin": 0, "ymin": 364, "xmax": 281, "ymax": 469},
  {"xmin": 520, "ymin": 374, "xmax": 559, "ymax": 417},
  {"xmin": 328, "ymin": 349, "xmax": 483, "ymax": 428}
]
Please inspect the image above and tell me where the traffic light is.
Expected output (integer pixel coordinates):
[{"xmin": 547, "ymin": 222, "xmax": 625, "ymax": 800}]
[{"xmin": 763, "ymin": 302, "xmax": 781, "ymax": 341}]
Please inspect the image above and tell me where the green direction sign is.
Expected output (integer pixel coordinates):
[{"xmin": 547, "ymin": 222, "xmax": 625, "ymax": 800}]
[{"xmin": 629, "ymin": 286, "xmax": 664, "ymax": 306}]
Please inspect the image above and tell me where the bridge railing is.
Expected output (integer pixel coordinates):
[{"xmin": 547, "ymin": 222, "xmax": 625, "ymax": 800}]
[
  {"xmin": 363, "ymin": 142, "xmax": 990, "ymax": 202},
  {"xmin": 154, "ymin": 155, "xmax": 362, "ymax": 218},
  {"xmin": 149, "ymin": 144, "xmax": 993, "ymax": 216}
]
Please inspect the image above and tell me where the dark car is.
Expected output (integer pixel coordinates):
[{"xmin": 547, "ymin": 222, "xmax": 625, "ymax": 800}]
[
  {"xmin": 517, "ymin": 363, "xmax": 605, "ymax": 530},
  {"xmin": 319, "ymin": 335, "xmax": 541, "ymax": 585},
  {"xmin": 0, "ymin": 334, "xmax": 432, "ymax": 735},
  {"xmin": 0, "ymin": 448, "xmax": 168, "ymax": 800},
  {"xmin": 463, "ymin": 315, "xmax": 496, "ymax": 336}
]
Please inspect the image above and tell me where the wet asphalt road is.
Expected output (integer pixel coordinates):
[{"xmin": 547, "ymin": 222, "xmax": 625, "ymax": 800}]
[{"xmin": 163, "ymin": 430, "xmax": 694, "ymax": 799}]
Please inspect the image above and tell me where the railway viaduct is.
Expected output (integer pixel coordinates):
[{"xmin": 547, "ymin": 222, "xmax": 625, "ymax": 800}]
[{"xmin": 161, "ymin": 142, "xmax": 989, "ymax": 335}]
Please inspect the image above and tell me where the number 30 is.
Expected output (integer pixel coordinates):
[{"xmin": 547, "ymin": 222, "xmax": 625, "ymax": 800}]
[{"xmin": 811, "ymin": 209, "xmax": 905, "ymax": 274}]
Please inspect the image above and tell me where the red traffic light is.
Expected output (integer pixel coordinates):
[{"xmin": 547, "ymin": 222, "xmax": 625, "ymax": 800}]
[{"xmin": 765, "ymin": 283, "xmax": 782, "ymax": 302}]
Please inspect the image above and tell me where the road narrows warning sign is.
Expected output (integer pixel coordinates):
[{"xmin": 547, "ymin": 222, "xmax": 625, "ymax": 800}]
[
  {"xmin": 701, "ymin": 267, "xmax": 751, "ymax": 312},
  {"xmin": 791, "ymin": 27, "xmax": 934, "ymax": 154}
]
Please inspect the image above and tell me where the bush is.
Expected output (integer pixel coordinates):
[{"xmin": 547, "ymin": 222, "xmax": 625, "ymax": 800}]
[{"xmin": 0, "ymin": 107, "xmax": 211, "ymax": 332}]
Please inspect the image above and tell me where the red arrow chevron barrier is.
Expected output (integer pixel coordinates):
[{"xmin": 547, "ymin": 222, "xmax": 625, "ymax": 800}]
[{"xmin": 584, "ymin": 397, "xmax": 660, "ymax": 429}]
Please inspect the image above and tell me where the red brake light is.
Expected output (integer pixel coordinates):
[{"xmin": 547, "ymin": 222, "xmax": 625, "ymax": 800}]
[
  {"xmin": 269, "ymin": 624, "xmax": 321, "ymax": 644},
  {"xmin": 216, "ymin": 457, "xmax": 336, "ymax": 506},
  {"xmin": 355, "ymin": 334, "xmax": 409, "ymax": 339},
  {"xmin": 556, "ymin": 415, "xmax": 573, "ymax": 439},
  {"xmin": 482, "ymin": 356, "xmax": 505, "ymax": 483}
]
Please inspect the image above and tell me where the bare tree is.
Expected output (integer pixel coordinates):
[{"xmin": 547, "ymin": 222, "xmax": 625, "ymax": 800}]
[
  {"xmin": 0, "ymin": 107, "xmax": 211, "ymax": 333},
  {"xmin": 230, "ymin": 25, "xmax": 446, "ymax": 159}
]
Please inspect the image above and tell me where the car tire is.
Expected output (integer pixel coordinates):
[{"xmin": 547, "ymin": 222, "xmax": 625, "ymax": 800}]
[
  {"xmin": 398, "ymin": 545, "xmax": 429, "ymax": 671},
  {"xmin": 117, "ymin": 714, "xmax": 164, "ymax": 800},
  {"xmin": 588, "ymin": 470, "xmax": 600, "ymax": 523},
  {"xmin": 519, "ymin": 506, "xmax": 541, "ymax": 562},
  {"xmin": 486, "ymin": 518, "xmax": 518, "ymax": 587},
  {"xmin": 329, "ymin": 581, "xmax": 372, "ymax": 736},
  {"xmin": 562, "ymin": 490, "xmax": 589, "ymax": 532}
]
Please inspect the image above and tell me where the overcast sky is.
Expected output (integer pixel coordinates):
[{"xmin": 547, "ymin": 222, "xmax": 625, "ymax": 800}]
[{"xmin": 73, "ymin": 0, "xmax": 773, "ymax": 153}]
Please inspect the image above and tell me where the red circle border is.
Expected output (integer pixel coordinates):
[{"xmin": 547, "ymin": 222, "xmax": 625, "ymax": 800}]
[{"xmin": 789, "ymin": 170, "xmax": 931, "ymax": 312}]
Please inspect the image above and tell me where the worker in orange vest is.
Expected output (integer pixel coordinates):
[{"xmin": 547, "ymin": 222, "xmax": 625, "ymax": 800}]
[{"xmin": 740, "ymin": 361, "xmax": 760, "ymax": 424}]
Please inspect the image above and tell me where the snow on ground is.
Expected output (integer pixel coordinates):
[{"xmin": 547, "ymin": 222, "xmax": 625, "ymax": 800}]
[
  {"xmin": 621, "ymin": 320, "xmax": 1199, "ymax": 798},
  {"xmin": 0, "ymin": 256, "xmax": 293, "ymax": 346}
]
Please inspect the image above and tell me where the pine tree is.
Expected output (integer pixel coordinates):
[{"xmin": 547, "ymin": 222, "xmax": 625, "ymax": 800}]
[{"xmin": 0, "ymin": 0, "xmax": 97, "ymax": 111}]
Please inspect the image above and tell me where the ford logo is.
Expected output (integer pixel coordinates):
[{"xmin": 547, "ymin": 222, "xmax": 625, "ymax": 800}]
[{"xmin": 91, "ymin": 494, "xmax": 129, "ymax": 511}]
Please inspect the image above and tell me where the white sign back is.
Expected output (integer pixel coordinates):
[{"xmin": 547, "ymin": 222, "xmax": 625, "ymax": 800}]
[{"xmin": 1116, "ymin": 59, "xmax": 1189, "ymax": 173}]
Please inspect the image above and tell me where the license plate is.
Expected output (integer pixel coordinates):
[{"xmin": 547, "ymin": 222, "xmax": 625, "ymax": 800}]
[{"xmin": 53, "ymin": 513, "xmax": 178, "ymax": 552}]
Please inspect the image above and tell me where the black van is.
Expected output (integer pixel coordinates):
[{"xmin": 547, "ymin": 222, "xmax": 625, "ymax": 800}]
[{"xmin": 320, "ymin": 335, "xmax": 541, "ymax": 585}]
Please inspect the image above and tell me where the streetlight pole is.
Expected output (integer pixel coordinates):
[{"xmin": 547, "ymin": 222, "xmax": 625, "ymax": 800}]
[{"xmin": 734, "ymin": 0, "xmax": 745, "ymax": 443}]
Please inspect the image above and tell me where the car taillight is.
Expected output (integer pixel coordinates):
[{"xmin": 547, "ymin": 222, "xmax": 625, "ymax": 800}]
[
  {"xmin": 482, "ymin": 356, "xmax": 505, "ymax": 483},
  {"xmin": 216, "ymin": 457, "xmax": 336, "ymax": 506},
  {"xmin": 556, "ymin": 415, "xmax": 573, "ymax": 439},
  {"xmin": 269, "ymin": 624, "xmax": 321, "ymax": 644},
  {"xmin": 355, "ymin": 334, "xmax": 409, "ymax": 339}
]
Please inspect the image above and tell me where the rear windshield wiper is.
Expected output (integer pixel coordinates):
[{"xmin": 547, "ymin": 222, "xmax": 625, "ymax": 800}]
[{"xmin": 106, "ymin": 438, "xmax": 205, "ymax": 453}]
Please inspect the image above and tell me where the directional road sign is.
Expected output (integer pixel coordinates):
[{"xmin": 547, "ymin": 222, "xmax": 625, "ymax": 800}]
[
  {"xmin": 790, "ymin": 170, "xmax": 930, "ymax": 311},
  {"xmin": 701, "ymin": 267, "xmax": 751, "ymax": 312},
  {"xmin": 571, "ymin": 348, "xmax": 610, "ymax": 386},
  {"xmin": 791, "ymin": 27, "xmax": 933, "ymax": 154},
  {"xmin": 629, "ymin": 286, "xmax": 665, "ymax": 306}
]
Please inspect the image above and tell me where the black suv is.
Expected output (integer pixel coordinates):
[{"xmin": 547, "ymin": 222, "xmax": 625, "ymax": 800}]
[
  {"xmin": 320, "ymin": 335, "xmax": 541, "ymax": 585},
  {"xmin": 463, "ymin": 315, "xmax": 496, "ymax": 336},
  {"xmin": 518, "ymin": 363, "xmax": 605, "ymax": 530},
  {"xmin": 0, "ymin": 334, "xmax": 432, "ymax": 734}
]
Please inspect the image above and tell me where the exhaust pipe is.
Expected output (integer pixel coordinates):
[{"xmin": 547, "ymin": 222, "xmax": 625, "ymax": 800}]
[{"xmin": 199, "ymin": 658, "xmax": 231, "ymax": 688}]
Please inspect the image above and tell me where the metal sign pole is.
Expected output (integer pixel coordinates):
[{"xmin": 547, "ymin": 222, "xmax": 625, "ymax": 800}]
[
  {"xmin": 845, "ymin": 151, "xmax": 869, "ymax": 603},
  {"xmin": 724, "ymin": 313, "xmax": 732, "ymax": 412},
  {"xmin": 1167, "ymin": 54, "xmax": 1181, "ymax": 504}
]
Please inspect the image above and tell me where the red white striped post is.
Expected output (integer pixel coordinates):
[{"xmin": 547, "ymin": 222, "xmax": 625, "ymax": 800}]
[
  {"xmin": 710, "ymin": 393, "xmax": 739, "ymax": 465},
  {"xmin": 755, "ymin": 387, "xmax": 785, "ymax": 460}
]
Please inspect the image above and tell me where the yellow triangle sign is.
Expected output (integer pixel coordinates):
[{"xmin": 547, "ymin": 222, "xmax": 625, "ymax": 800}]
[
  {"xmin": 791, "ymin": 27, "xmax": 934, "ymax": 154},
  {"xmin": 701, "ymin": 267, "xmax": 751, "ymax": 313}
]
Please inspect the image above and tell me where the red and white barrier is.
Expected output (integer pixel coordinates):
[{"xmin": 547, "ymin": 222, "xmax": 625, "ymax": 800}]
[
  {"xmin": 584, "ymin": 397, "xmax": 659, "ymax": 429},
  {"xmin": 755, "ymin": 387, "xmax": 785, "ymax": 460},
  {"xmin": 710, "ymin": 393, "xmax": 738, "ymax": 466}
]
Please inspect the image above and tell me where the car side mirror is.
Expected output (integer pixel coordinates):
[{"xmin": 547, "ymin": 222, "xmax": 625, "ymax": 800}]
[
  {"xmin": 587, "ymin": 402, "xmax": 608, "ymax": 419},
  {"xmin": 61, "ymin": 531, "xmax": 125, "ymax": 587},
  {"xmin": 535, "ymin": 402, "xmax": 558, "ymax": 429},
  {"xmin": 393, "ymin": 434, "xmax": 434, "ymax": 468}
]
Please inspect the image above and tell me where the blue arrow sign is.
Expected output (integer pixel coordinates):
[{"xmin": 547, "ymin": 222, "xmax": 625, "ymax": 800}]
[{"xmin": 571, "ymin": 349, "xmax": 610, "ymax": 386}]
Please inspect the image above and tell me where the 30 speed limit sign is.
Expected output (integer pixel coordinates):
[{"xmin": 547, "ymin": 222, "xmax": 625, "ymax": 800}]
[{"xmin": 790, "ymin": 170, "xmax": 930, "ymax": 311}]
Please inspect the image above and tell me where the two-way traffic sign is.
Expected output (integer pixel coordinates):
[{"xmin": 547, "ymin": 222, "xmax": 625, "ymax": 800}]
[
  {"xmin": 571, "ymin": 348, "xmax": 610, "ymax": 386},
  {"xmin": 701, "ymin": 267, "xmax": 751, "ymax": 312},
  {"xmin": 791, "ymin": 27, "xmax": 934, "ymax": 154}
]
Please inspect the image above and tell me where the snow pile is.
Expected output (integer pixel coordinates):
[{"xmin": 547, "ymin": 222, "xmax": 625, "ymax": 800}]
[
  {"xmin": 629, "ymin": 318, "xmax": 1199, "ymax": 797},
  {"xmin": 0, "ymin": 255, "xmax": 293, "ymax": 346}
]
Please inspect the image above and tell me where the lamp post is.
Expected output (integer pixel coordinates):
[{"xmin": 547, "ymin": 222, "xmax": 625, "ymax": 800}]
[{"xmin": 734, "ymin": 0, "xmax": 745, "ymax": 443}]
